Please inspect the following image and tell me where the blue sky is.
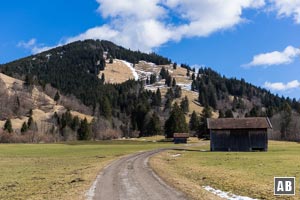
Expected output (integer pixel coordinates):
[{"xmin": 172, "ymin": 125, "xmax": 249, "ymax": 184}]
[{"xmin": 1, "ymin": 0, "xmax": 300, "ymax": 98}]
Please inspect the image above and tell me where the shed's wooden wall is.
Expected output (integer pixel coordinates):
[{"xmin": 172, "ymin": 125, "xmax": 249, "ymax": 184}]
[{"xmin": 210, "ymin": 129, "xmax": 268, "ymax": 151}]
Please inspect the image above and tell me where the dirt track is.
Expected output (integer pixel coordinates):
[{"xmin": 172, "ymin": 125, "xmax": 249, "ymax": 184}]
[{"xmin": 91, "ymin": 148, "xmax": 187, "ymax": 200}]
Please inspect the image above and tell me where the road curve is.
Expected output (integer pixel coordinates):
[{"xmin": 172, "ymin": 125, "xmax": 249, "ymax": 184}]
[{"xmin": 91, "ymin": 148, "xmax": 187, "ymax": 200}]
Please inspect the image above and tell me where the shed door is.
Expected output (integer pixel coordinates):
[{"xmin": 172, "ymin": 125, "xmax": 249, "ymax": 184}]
[{"xmin": 230, "ymin": 130, "xmax": 250, "ymax": 151}]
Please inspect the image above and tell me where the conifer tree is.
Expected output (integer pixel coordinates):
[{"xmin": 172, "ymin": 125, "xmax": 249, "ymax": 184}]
[
  {"xmin": 146, "ymin": 113, "xmax": 162, "ymax": 136},
  {"xmin": 150, "ymin": 74, "xmax": 157, "ymax": 84},
  {"xmin": 77, "ymin": 118, "xmax": 91, "ymax": 140},
  {"xmin": 180, "ymin": 96, "xmax": 189, "ymax": 113},
  {"xmin": 174, "ymin": 86, "xmax": 182, "ymax": 98},
  {"xmin": 173, "ymin": 63, "xmax": 177, "ymax": 70},
  {"xmin": 172, "ymin": 78, "xmax": 176, "ymax": 87},
  {"xmin": 4, "ymin": 119, "xmax": 13, "ymax": 133},
  {"xmin": 27, "ymin": 116, "xmax": 38, "ymax": 132},
  {"xmin": 24, "ymin": 74, "xmax": 33, "ymax": 86},
  {"xmin": 29, "ymin": 109, "xmax": 33, "ymax": 117},
  {"xmin": 54, "ymin": 91, "xmax": 60, "ymax": 102},
  {"xmin": 189, "ymin": 111, "xmax": 200, "ymax": 132},
  {"xmin": 186, "ymin": 69, "xmax": 190, "ymax": 77},
  {"xmin": 192, "ymin": 73, "xmax": 195, "ymax": 80},
  {"xmin": 71, "ymin": 116, "xmax": 80, "ymax": 131},
  {"xmin": 27, "ymin": 116, "xmax": 34, "ymax": 129},
  {"xmin": 101, "ymin": 73, "xmax": 105, "ymax": 83},
  {"xmin": 165, "ymin": 75, "xmax": 172, "ymax": 87},
  {"xmin": 101, "ymin": 97, "xmax": 112, "ymax": 120},
  {"xmin": 198, "ymin": 106, "xmax": 212, "ymax": 138},
  {"xmin": 151, "ymin": 88, "xmax": 162, "ymax": 107},
  {"xmin": 191, "ymin": 81, "xmax": 196, "ymax": 91},
  {"xmin": 159, "ymin": 67, "xmax": 168, "ymax": 79},
  {"xmin": 21, "ymin": 122, "xmax": 28, "ymax": 134},
  {"xmin": 166, "ymin": 88, "xmax": 174, "ymax": 100},
  {"xmin": 164, "ymin": 98, "xmax": 172, "ymax": 111},
  {"xmin": 164, "ymin": 103, "xmax": 188, "ymax": 138},
  {"xmin": 280, "ymin": 102, "xmax": 292, "ymax": 139}
]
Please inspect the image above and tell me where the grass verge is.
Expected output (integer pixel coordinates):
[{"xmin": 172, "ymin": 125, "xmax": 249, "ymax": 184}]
[{"xmin": 150, "ymin": 141, "xmax": 300, "ymax": 200}]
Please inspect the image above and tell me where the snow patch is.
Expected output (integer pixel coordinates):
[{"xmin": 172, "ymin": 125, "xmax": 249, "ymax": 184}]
[
  {"xmin": 45, "ymin": 54, "xmax": 51, "ymax": 60},
  {"xmin": 203, "ymin": 186, "xmax": 258, "ymax": 200},
  {"xmin": 120, "ymin": 60, "xmax": 139, "ymax": 81},
  {"xmin": 140, "ymin": 60, "xmax": 156, "ymax": 67},
  {"xmin": 177, "ymin": 83, "xmax": 192, "ymax": 91},
  {"xmin": 171, "ymin": 154, "xmax": 181, "ymax": 157},
  {"xmin": 136, "ymin": 70, "xmax": 153, "ymax": 76},
  {"xmin": 145, "ymin": 84, "xmax": 167, "ymax": 91}
]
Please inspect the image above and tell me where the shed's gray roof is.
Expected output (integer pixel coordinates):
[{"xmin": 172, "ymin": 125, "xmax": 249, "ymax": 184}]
[{"xmin": 207, "ymin": 117, "xmax": 272, "ymax": 130}]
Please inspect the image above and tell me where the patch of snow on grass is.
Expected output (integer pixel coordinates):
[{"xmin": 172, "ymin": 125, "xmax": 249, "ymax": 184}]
[
  {"xmin": 203, "ymin": 186, "xmax": 258, "ymax": 200},
  {"xmin": 171, "ymin": 154, "xmax": 181, "ymax": 157},
  {"xmin": 120, "ymin": 60, "xmax": 139, "ymax": 81},
  {"xmin": 177, "ymin": 83, "xmax": 192, "ymax": 91},
  {"xmin": 145, "ymin": 84, "xmax": 167, "ymax": 91},
  {"xmin": 140, "ymin": 60, "xmax": 156, "ymax": 67},
  {"xmin": 136, "ymin": 70, "xmax": 153, "ymax": 76}
]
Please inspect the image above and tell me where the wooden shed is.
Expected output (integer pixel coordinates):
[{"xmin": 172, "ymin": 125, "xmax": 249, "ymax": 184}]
[
  {"xmin": 207, "ymin": 117, "xmax": 272, "ymax": 152},
  {"xmin": 173, "ymin": 133, "xmax": 189, "ymax": 144}
]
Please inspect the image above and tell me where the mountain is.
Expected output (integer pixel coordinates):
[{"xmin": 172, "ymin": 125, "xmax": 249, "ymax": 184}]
[{"xmin": 0, "ymin": 40, "xmax": 299, "ymax": 142}]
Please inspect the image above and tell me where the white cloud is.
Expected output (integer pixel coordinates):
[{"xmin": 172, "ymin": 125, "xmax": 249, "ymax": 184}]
[
  {"xmin": 164, "ymin": 0, "xmax": 265, "ymax": 38},
  {"xmin": 31, "ymin": 45, "xmax": 56, "ymax": 54},
  {"xmin": 17, "ymin": 38, "xmax": 57, "ymax": 54},
  {"xmin": 264, "ymin": 80, "xmax": 300, "ymax": 91},
  {"xmin": 245, "ymin": 45, "xmax": 300, "ymax": 67},
  {"xmin": 18, "ymin": 0, "xmax": 266, "ymax": 53},
  {"xmin": 63, "ymin": 0, "xmax": 266, "ymax": 52},
  {"xmin": 17, "ymin": 38, "xmax": 37, "ymax": 49},
  {"xmin": 96, "ymin": 0, "xmax": 165, "ymax": 20},
  {"xmin": 269, "ymin": 0, "xmax": 300, "ymax": 23}
]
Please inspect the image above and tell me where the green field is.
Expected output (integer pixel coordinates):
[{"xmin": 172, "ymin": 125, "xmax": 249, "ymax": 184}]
[
  {"xmin": 151, "ymin": 141, "xmax": 300, "ymax": 200},
  {"xmin": 0, "ymin": 138, "xmax": 173, "ymax": 200}
]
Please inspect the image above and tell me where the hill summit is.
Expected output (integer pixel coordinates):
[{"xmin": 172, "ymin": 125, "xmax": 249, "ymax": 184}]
[{"xmin": 0, "ymin": 40, "xmax": 299, "ymax": 142}]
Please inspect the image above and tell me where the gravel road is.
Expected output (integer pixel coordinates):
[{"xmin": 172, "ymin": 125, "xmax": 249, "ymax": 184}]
[{"xmin": 91, "ymin": 148, "xmax": 187, "ymax": 200}]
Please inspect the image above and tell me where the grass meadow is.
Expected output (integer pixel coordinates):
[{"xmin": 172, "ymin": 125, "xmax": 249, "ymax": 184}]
[
  {"xmin": 151, "ymin": 140, "xmax": 300, "ymax": 200},
  {"xmin": 0, "ymin": 138, "xmax": 173, "ymax": 200}
]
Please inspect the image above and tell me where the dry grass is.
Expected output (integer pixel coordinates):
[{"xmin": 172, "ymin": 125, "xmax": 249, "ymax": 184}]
[
  {"xmin": 174, "ymin": 90, "xmax": 218, "ymax": 121},
  {"xmin": 135, "ymin": 62, "xmax": 218, "ymax": 119},
  {"xmin": 99, "ymin": 60, "xmax": 134, "ymax": 84},
  {"xmin": 0, "ymin": 117, "xmax": 28, "ymax": 131},
  {"xmin": 98, "ymin": 60, "xmax": 214, "ymax": 121},
  {"xmin": 151, "ymin": 141, "xmax": 300, "ymax": 200},
  {"xmin": 0, "ymin": 73, "xmax": 93, "ymax": 131},
  {"xmin": 151, "ymin": 151, "xmax": 222, "ymax": 200},
  {"xmin": 0, "ymin": 140, "xmax": 175, "ymax": 200},
  {"xmin": 0, "ymin": 73, "xmax": 23, "ymax": 88}
]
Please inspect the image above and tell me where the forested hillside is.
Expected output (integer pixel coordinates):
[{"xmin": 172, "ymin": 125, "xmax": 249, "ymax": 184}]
[
  {"xmin": 0, "ymin": 40, "xmax": 299, "ymax": 142},
  {"xmin": 0, "ymin": 40, "xmax": 170, "ymax": 107}
]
